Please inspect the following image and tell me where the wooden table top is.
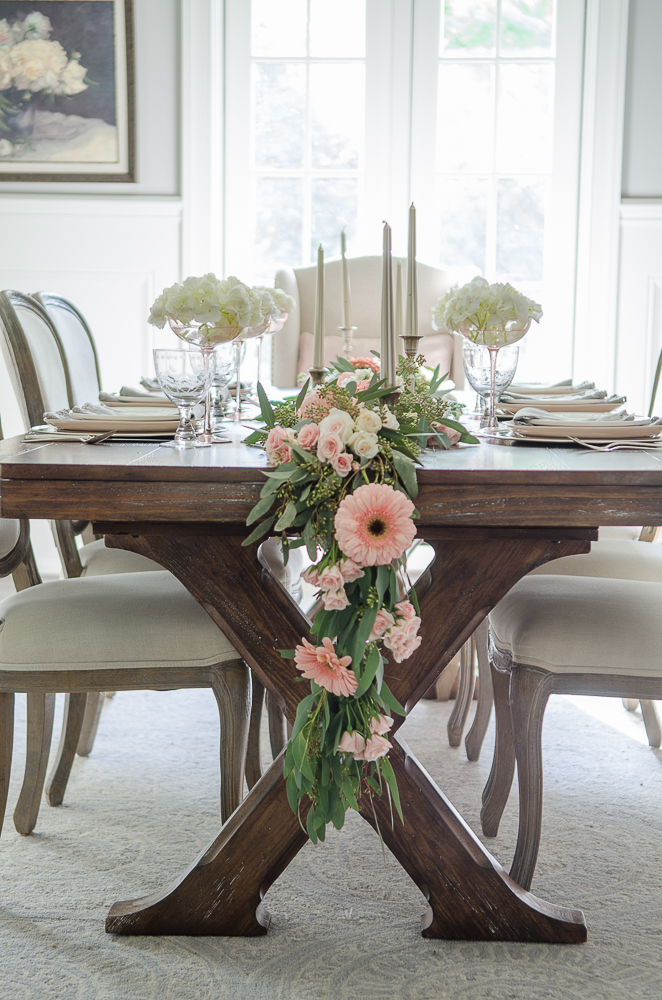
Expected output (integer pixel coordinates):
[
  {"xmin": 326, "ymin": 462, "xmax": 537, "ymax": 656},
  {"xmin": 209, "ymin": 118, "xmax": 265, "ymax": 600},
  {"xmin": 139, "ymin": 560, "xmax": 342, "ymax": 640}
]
[{"xmin": 2, "ymin": 430, "xmax": 662, "ymax": 526}]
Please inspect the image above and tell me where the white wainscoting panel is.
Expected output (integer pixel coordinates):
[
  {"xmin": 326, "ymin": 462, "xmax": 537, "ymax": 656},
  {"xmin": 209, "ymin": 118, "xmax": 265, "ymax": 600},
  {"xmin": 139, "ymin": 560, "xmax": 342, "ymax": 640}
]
[
  {"xmin": 616, "ymin": 200, "xmax": 662, "ymax": 412},
  {"xmin": 0, "ymin": 197, "xmax": 182, "ymax": 437}
]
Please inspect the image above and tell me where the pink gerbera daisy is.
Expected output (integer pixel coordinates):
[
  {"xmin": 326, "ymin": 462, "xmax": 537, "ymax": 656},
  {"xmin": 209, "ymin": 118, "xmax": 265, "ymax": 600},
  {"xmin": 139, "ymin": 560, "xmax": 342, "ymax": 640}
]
[
  {"xmin": 334, "ymin": 483, "xmax": 416, "ymax": 566},
  {"xmin": 294, "ymin": 637, "xmax": 357, "ymax": 697}
]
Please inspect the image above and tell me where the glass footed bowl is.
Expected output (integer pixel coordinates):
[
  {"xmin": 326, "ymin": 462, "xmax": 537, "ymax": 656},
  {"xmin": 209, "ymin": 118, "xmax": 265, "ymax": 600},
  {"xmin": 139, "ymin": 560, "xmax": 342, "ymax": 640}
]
[
  {"xmin": 168, "ymin": 317, "xmax": 244, "ymax": 346},
  {"xmin": 456, "ymin": 317, "xmax": 532, "ymax": 349}
]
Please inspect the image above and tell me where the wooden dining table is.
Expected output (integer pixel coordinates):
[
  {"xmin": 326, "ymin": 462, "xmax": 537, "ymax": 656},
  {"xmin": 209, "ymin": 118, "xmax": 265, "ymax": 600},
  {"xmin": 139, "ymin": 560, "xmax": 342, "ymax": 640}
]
[{"xmin": 2, "ymin": 430, "xmax": 662, "ymax": 943}]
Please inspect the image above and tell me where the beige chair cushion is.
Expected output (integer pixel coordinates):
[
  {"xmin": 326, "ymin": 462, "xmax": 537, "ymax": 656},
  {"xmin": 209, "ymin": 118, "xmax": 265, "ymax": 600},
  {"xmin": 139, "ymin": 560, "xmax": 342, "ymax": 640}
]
[
  {"xmin": 529, "ymin": 539, "xmax": 662, "ymax": 581},
  {"xmin": 598, "ymin": 526, "xmax": 641, "ymax": 541},
  {"xmin": 79, "ymin": 538, "xmax": 167, "ymax": 576},
  {"xmin": 490, "ymin": 574, "xmax": 662, "ymax": 676},
  {"xmin": 0, "ymin": 519, "xmax": 21, "ymax": 561},
  {"xmin": 0, "ymin": 571, "xmax": 240, "ymax": 671}
]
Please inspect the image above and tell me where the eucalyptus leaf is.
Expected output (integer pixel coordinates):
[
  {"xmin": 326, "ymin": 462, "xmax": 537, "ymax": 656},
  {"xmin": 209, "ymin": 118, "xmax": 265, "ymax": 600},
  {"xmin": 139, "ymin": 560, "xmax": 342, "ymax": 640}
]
[
  {"xmin": 242, "ymin": 513, "xmax": 276, "ymax": 546},
  {"xmin": 294, "ymin": 377, "xmax": 311, "ymax": 411},
  {"xmin": 275, "ymin": 501, "xmax": 298, "ymax": 531},
  {"xmin": 392, "ymin": 449, "xmax": 419, "ymax": 498},
  {"xmin": 257, "ymin": 382, "xmax": 275, "ymax": 428},
  {"xmin": 355, "ymin": 644, "xmax": 381, "ymax": 698},
  {"xmin": 246, "ymin": 492, "xmax": 276, "ymax": 526}
]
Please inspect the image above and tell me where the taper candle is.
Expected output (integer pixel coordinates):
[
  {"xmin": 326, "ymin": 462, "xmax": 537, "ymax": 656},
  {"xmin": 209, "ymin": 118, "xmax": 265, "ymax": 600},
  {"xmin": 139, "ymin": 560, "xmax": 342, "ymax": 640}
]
[
  {"xmin": 405, "ymin": 203, "xmax": 418, "ymax": 340},
  {"xmin": 395, "ymin": 259, "xmax": 403, "ymax": 343},
  {"xmin": 380, "ymin": 222, "xmax": 396, "ymax": 387},
  {"xmin": 340, "ymin": 229, "xmax": 352, "ymax": 330},
  {"xmin": 313, "ymin": 244, "xmax": 325, "ymax": 370}
]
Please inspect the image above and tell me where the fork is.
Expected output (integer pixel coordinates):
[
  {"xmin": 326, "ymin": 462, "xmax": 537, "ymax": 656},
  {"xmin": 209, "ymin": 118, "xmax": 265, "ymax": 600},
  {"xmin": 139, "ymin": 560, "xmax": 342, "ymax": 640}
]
[{"xmin": 567, "ymin": 436, "xmax": 662, "ymax": 452}]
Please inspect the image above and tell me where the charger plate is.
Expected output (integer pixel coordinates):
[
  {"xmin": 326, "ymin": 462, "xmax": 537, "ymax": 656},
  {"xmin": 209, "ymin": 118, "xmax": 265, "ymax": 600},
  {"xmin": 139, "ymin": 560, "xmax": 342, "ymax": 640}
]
[
  {"xmin": 513, "ymin": 421, "xmax": 662, "ymax": 440},
  {"xmin": 498, "ymin": 400, "xmax": 622, "ymax": 415}
]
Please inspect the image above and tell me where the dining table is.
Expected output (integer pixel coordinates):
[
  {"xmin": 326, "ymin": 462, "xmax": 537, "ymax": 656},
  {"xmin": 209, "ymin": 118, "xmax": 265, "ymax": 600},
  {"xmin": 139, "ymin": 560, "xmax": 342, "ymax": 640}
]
[{"xmin": 2, "ymin": 429, "xmax": 662, "ymax": 944}]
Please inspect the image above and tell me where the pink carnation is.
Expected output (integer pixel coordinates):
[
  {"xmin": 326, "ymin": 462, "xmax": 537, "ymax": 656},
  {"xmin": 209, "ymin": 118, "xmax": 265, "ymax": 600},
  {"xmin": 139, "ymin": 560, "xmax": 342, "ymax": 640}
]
[
  {"xmin": 355, "ymin": 734, "xmax": 392, "ymax": 761},
  {"xmin": 294, "ymin": 637, "xmax": 357, "ymax": 697},
  {"xmin": 317, "ymin": 431, "xmax": 344, "ymax": 463},
  {"xmin": 265, "ymin": 426, "xmax": 293, "ymax": 465},
  {"xmin": 335, "ymin": 483, "xmax": 417, "ymax": 566},
  {"xmin": 337, "ymin": 730, "xmax": 366, "ymax": 757},
  {"xmin": 350, "ymin": 356, "xmax": 380, "ymax": 373},
  {"xmin": 297, "ymin": 422, "xmax": 320, "ymax": 450},
  {"xmin": 369, "ymin": 608, "xmax": 395, "ymax": 640},
  {"xmin": 332, "ymin": 452, "xmax": 354, "ymax": 478},
  {"xmin": 339, "ymin": 558, "xmax": 364, "ymax": 583},
  {"xmin": 369, "ymin": 714, "xmax": 393, "ymax": 736}
]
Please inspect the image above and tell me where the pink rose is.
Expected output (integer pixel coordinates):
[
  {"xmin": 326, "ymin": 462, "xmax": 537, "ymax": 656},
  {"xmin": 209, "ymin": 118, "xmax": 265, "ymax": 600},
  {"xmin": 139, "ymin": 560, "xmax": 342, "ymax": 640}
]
[
  {"xmin": 394, "ymin": 600, "xmax": 416, "ymax": 621},
  {"xmin": 356, "ymin": 379, "xmax": 371, "ymax": 392},
  {"xmin": 369, "ymin": 608, "xmax": 395, "ymax": 640},
  {"xmin": 369, "ymin": 713, "xmax": 393, "ymax": 736},
  {"xmin": 428, "ymin": 423, "xmax": 461, "ymax": 448},
  {"xmin": 298, "ymin": 391, "xmax": 331, "ymax": 419},
  {"xmin": 338, "ymin": 730, "xmax": 366, "ymax": 758},
  {"xmin": 332, "ymin": 452, "xmax": 354, "ymax": 478},
  {"xmin": 323, "ymin": 586, "xmax": 350, "ymax": 611},
  {"xmin": 319, "ymin": 565, "xmax": 344, "ymax": 592},
  {"xmin": 317, "ymin": 431, "xmax": 344, "ymax": 463},
  {"xmin": 352, "ymin": 461, "xmax": 360, "ymax": 472},
  {"xmin": 339, "ymin": 558, "xmax": 364, "ymax": 583},
  {"xmin": 265, "ymin": 426, "xmax": 293, "ymax": 465},
  {"xmin": 384, "ymin": 617, "xmax": 422, "ymax": 663},
  {"xmin": 357, "ymin": 734, "xmax": 392, "ymax": 761},
  {"xmin": 302, "ymin": 565, "xmax": 320, "ymax": 587},
  {"xmin": 297, "ymin": 422, "xmax": 320, "ymax": 450}
]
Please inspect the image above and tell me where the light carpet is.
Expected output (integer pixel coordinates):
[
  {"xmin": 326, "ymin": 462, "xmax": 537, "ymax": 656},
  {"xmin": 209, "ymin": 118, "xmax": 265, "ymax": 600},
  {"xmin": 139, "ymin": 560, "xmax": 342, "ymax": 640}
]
[{"xmin": 1, "ymin": 689, "xmax": 662, "ymax": 1000}]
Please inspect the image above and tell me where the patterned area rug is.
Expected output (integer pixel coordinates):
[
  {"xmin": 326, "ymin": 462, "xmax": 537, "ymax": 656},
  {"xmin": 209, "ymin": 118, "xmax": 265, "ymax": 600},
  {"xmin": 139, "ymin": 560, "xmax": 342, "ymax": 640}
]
[{"xmin": 1, "ymin": 689, "xmax": 661, "ymax": 1000}]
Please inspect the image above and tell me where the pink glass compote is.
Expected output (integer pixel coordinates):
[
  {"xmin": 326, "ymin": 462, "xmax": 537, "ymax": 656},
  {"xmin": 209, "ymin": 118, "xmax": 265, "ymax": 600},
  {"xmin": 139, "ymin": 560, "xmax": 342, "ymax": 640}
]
[{"xmin": 168, "ymin": 318, "xmax": 244, "ymax": 445}]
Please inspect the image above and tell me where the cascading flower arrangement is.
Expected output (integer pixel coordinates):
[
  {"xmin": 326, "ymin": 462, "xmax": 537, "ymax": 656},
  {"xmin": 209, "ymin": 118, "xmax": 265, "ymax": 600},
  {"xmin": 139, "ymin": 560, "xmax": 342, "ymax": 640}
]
[{"xmin": 243, "ymin": 355, "xmax": 476, "ymax": 843}]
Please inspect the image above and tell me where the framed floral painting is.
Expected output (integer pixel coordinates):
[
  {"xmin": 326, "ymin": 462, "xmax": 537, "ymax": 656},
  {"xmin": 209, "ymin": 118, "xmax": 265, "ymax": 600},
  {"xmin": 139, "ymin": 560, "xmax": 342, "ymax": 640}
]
[{"xmin": 0, "ymin": 0, "xmax": 134, "ymax": 181}]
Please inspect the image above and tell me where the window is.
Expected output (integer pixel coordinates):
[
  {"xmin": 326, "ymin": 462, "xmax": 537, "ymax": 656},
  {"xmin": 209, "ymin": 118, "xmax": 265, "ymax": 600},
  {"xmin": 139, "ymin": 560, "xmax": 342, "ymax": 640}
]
[{"xmin": 224, "ymin": 0, "xmax": 585, "ymax": 379}]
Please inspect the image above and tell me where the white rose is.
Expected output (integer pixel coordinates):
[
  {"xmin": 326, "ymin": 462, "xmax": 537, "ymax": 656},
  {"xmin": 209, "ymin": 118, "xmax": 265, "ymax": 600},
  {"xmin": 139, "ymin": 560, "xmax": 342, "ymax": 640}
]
[
  {"xmin": 0, "ymin": 138, "xmax": 14, "ymax": 157},
  {"xmin": 56, "ymin": 58, "xmax": 87, "ymax": 96},
  {"xmin": 355, "ymin": 407, "xmax": 382, "ymax": 433},
  {"xmin": 11, "ymin": 38, "xmax": 67, "ymax": 92},
  {"xmin": 319, "ymin": 407, "xmax": 355, "ymax": 443},
  {"xmin": 381, "ymin": 407, "xmax": 399, "ymax": 430},
  {"xmin": 348, "ymin": 430, "xmax": 379, "ymax": 459},
  {"xmin": 0, "ymin": 48, "xmax": 12, "ymax": 89}
]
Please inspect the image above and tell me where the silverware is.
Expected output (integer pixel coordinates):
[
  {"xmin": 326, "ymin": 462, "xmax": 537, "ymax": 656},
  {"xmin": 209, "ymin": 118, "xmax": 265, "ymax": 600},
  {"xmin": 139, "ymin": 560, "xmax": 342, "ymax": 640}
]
[
  {"xmin": 85, "ymin": 430, "xmax": 117, "ymax": 445},
  {"xmin": 567, "ymin": 436, "xmax": 662, "ymax": 452}
]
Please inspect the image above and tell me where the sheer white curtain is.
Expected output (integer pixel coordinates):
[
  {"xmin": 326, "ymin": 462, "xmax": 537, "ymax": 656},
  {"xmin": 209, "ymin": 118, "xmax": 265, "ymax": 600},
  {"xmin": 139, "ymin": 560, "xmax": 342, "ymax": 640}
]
[{"xmin": 223, "ymin": 0, "xmax": 585, "ymax": 380}]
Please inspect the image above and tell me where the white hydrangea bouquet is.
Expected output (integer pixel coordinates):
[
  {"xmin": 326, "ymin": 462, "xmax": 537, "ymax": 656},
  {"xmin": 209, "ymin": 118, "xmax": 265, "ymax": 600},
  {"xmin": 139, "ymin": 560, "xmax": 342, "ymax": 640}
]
[
  {"xmin": 0, "ymin": 12, "xmax": 89, "ymax": 157},
  {"xmin": 433, "ymin": 275, "xmax": 542, "ymax": 349}
]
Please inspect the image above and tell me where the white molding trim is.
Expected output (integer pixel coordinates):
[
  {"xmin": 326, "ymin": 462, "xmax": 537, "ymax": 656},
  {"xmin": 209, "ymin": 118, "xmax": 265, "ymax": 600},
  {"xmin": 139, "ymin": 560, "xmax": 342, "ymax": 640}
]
[
  {"xmin": 621, "ymin": 199, "xmax": 662, "ymax": 221},
  {"xmin": 644, "ymin": 275, "xmax": 662, "ymax": 407},
  {"xmin": 0, "ymin": 197, "xmax": 182, "ymax": 217},
  {"xmin": 574, "ymin": 0, "xmax": 630, "ymax": 390}
]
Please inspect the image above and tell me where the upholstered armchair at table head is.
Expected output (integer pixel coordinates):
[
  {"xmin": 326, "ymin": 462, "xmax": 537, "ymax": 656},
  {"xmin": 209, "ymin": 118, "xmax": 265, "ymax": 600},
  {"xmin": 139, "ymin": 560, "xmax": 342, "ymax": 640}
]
[{"xmin": 271, "ymin": 256, "xmax": 464, "ymax": 390}]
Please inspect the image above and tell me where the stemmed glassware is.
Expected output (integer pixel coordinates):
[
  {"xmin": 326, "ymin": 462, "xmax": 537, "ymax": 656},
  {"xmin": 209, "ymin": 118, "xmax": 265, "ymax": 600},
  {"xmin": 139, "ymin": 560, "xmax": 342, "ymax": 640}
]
[
  {"xmin": 462, "ymin": 342, "xmax": 520, "ymax": 427},
  {"xmin": 153, "ymin": 349, "xmax": 216, "ymax": 449},
  {"xmin": 210, "ymin": 342, "xmax": 239, "ymax": 433}
]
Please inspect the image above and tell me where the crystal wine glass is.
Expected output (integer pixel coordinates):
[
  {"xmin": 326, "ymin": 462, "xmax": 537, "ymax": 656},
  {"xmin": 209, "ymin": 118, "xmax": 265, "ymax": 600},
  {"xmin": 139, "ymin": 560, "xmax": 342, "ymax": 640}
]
[
  {"xmin": 462, "ymin": 342, "xmax": 520, "ymax": 428},
  {"xmin": 210, "ymin": 341, "xmax": 238, "ymax": 434},
  {"xmin": 153, "ymin": 349, "xmax": 216, "ymax": 449}
]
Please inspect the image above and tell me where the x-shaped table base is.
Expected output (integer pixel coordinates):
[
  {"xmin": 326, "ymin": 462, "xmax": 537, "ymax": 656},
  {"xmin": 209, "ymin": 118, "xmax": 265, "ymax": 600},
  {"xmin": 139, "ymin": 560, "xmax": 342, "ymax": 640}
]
[{"xmin": 97, "ymin": 525, "xmax": 592, "ymax": 942}]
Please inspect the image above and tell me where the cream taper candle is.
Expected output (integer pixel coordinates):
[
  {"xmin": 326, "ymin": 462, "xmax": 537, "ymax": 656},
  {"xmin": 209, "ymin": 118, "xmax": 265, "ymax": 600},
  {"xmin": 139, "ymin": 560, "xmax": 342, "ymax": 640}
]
[
  {"xmin": 405, "ymin": 203, "xmax": 418, "ymax": 340},
  {"xmin": 381, "ymin": 222, "xmax": 396, "ymax": 387},
  {"xmin": 340, "ymin": 229, "xmax": 352, "ymax": 330},
  {"xmin": 395, "ymin": 259, "xmax": 403, "ymax": 343},
  {"xmin": 313, "ymin": 244, "xmax": 325, "ymax": 370}
]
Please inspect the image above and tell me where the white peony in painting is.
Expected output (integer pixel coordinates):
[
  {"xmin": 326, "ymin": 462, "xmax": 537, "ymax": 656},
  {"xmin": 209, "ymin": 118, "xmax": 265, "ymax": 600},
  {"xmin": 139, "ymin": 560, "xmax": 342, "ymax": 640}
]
[{"xmin": 0, "ymin": 1, "xmax": 134, "ymax": 180}]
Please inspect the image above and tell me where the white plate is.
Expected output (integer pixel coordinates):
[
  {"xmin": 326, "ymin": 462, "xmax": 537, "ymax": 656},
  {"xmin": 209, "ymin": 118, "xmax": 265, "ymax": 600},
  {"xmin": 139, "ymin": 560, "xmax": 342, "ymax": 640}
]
[
  {"xmin": 511, "ymin": 422, "xmax": 662, "ymax": 440},
  {"xmin": 498, "ymin": 400, "xmax": 622, "ymax": 414},
  {"xmin": 47, "ymin": 417, "xmax": 180, "ymax": 433}
]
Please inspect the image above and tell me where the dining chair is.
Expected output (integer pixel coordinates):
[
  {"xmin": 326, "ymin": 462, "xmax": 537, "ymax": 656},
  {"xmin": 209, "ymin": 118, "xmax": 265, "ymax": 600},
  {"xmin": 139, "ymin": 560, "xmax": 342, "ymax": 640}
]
[
  {"xmin": 480, "ymin": 571, "xmax": 662, "ymax": 891},
  {"xmin": 0, "ymin": 515, "xmax": 252, "ymax": 837},
  {"xmin": 271, "ymin": 256, "xmax": 464, "ymax": 388}
]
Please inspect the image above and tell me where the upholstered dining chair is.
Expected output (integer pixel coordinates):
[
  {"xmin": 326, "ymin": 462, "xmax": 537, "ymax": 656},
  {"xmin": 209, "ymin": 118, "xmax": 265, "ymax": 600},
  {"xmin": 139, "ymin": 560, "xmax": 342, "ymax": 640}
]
[
  {"xmin": 0, "ymin": 515, "xmax": 252, "ymax": 836},
  {"xmin": 480, "ymin": 571, "xmax": 662, "ymax": 891},
  {"xmin": 272, "ymin": 256, "xmax": 464, "ymax": 388}
]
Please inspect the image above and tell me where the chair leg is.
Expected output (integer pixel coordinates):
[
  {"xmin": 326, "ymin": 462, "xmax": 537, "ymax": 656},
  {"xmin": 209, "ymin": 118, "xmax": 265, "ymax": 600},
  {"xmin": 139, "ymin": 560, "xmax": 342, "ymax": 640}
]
[
  {"xmin": 465, "ymin": 619, "xmax": 493, "ymax": 761},
  {"xmin": 14, "ymin": 693, "xmax": 55, "ymax": 836},
  {"xmin": 641, "ymin": 700, "xmax": 662, "ymax": 748},
  {"xmin": 0, "ymin": 693, "xmax": 14, "ymax": 839},
  {"xmin": 245, "ymin": 672, "xmax": 265, "ymax": 790},
  {"xmin": 509, "ymin": 666, "xmax": 553, "ymax": 891},
  {"xmin": 76, "ymin": 693, "xmax": 105, "ymax": 757},
  {"xmin": 480, "ymin": 660, "xmax": 516, "ymax": 838},
  {"xmin": 212, "ymin": 661, "xmax": 251, "ymax": 824},
  {"xmin": 447, "ymin": 638, "xmax": 476, "ymax": 747},
  {"xmin": 266, "ymin": 690, "xmax": 287, "ymax": 758},
  {"xmin": 45, "ymin": 693, "xmax": 87, "ymax": 807},
  {"xmin": 623, "ymin": 698, "xmax": 639, "ymax": 712}
]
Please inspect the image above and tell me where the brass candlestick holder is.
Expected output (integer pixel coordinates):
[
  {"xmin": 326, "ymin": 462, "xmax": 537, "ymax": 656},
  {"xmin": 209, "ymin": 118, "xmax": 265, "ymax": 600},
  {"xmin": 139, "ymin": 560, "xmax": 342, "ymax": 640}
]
[
  {"xmin": 400, "ymin": 333, "xmax": 424, "ymax": 392},
  {"xmin": 308, "ymin": 366, "xmax": 327, "ymax": 388},
  {"xmin": 339, "ymin": 325, "xmax": 358, "ymax": 360}
]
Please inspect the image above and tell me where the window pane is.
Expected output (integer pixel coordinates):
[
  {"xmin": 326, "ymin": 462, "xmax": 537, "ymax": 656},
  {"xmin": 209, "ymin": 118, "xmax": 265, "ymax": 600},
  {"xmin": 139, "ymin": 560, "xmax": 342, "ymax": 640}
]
[
  {"xmin": 251, "ymin": 0, "xmax": 307, "ymax": 57},
  {"xmin": 309, "ymin": 0, "xmax": 366, "ymax": 57},
  {"xmin": 255, "ymin": 177, "xmax": 303, "ymax": 279},
  {"xmin": 253, "ymin": 63, "xmax": 306, "ymax": 169},
  {"xmin": 437, "ymin": 63, "xmax": 494, "ymax": 172},
  {"xmin": 441, "ymin": 0, "xmax": 496, "ymax": 57},
  {"xmin": 311, "ymin": 178, "xmax": 358, "ymax": 260},
  {"xmin": 311, "ymin": 63, "xmax": 364, "ymax": 169},
  {"xmin": 496, "ymin": 178, "xmax": 545, "ymax": 281},
  {"xmin": 496, "ymin": 63, "xmax": 554, "ymax": 173},
  {"xmin": 501, "ymin": 0, "xmax": 555, "ymax": 54},
  {"xmin": 437, "ymin": 176, "xmax": 489, "ymax": 273}
]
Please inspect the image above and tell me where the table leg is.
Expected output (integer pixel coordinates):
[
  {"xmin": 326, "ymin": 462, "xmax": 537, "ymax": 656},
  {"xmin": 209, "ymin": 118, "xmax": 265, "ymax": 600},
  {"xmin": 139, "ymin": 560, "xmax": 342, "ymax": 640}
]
[{"xmin": 100, "ymin": 527, "xmax": 592, "ymax": 941}]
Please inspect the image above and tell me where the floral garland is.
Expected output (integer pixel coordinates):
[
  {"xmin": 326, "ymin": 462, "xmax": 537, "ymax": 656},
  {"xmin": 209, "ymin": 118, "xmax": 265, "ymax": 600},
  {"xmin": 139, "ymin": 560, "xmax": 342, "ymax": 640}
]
[{"xmin": 244, "ymin": 355, "xmax": 476, "ymax": 843}]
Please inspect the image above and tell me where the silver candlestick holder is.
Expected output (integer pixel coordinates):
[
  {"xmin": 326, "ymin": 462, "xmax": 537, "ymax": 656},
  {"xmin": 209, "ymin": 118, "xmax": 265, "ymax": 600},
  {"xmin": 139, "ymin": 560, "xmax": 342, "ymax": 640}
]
[
  {"xmin": 399, "ymin": 333, "xmax": 424, "ymax": 392},
  {"xmin": 339, "ymin": 325, "xmax": 358, "ymax": 360},
  {"xmin": 308, "ymin": 366, "xmax": 327, "ymax": 388}
]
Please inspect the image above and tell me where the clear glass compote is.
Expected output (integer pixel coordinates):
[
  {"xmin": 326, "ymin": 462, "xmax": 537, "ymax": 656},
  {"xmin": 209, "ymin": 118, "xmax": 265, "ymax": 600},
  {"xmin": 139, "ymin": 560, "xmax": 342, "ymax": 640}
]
[
  {"xmin": 232, "ymin": 316, "xmax": 270, "ymax": 421},
  {"xmin": 246, "ymin": 311, "xmax": 289, "ymax": 407},
  {"xmin": 210, "ymin": 342, "xmax": 238, "ymax": 434},
  {"xmin": 462, "ymin": 342, "xmax": 520, "ymax": 428},
  {"xmin": 167, "ymin": 318, "xmax": 244, "ymax": 445},
  {"xmin": 457, "ymin": 318, "xmax": 531, "ymax": 432},
  {"xmin": 153, "ymin": 349, "xmax": 216, "ymax": 449}
]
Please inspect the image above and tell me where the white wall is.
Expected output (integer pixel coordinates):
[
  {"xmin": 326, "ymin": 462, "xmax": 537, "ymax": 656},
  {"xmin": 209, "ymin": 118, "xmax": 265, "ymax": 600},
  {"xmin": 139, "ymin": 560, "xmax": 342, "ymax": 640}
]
[{"xmin": 622, "ymin": 0, "xmax": 662, "ymax": 199}]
